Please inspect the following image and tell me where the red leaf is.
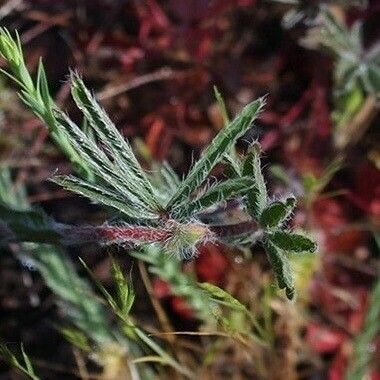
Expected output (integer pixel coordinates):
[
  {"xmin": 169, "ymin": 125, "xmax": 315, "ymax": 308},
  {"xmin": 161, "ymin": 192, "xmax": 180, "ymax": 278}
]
[
  {"xmin": 306, "ymin": 322, "xmax": 347, "ymax": 354},
  {"xmin": 170, "ymin": 296, "xmax": 194, "ymax": 320},
  {"xmin": 153, "ymin": 278, "xmax": 171, "ymax": 299},
  {"xmin": 329, "ymin": 350, "xmax": 348, "ymax": 380},
  {"xmin": 196, "ymin": 244, "xmax": 229, "ymax": 285}
]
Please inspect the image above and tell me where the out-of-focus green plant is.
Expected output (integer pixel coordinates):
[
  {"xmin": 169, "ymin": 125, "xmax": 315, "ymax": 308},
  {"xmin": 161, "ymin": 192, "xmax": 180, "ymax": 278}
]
[
  {"xmin": 316, "ymin": 9, "xmax": 379, "ymax": 98},
  {"xmin": 346, "ymin": 233, "xmax": 380, "ymax": 380},
  {"xmin": 0, "ymin": 167, "xmax": 142, "ymax": 378},
  {"xmin": 271, "ymin": 0, "xmax": 367, "ymax": 28},
  {"xmin": 0, "ymin": 167, "xmax": 113, "ymax": 344},
  {"xmin": 0, "ymin": 344, "xmax": 40, "ymax": 380},
  {"xmin": 80, "ymin": 257, "xmax": 194, "ymax": 378},
  {"xmin": 299, "ymin": 8, "xmax": 379, "ymax": 147},
  {"xmin": 0, "ymin": 28, "xmax": 93, "ymax": 179}
]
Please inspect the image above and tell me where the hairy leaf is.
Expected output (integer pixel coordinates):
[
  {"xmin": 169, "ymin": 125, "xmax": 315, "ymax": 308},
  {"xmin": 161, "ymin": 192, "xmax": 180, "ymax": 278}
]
[
  {"xmin": 53, "ymin": 111, "xmax": 160, "ymax": 214},
  {"xmin": 213, "ymin": 86, "xmax": 242, "ymax": 176},
  {"xmin": 166, "ymin": 98, "xmax": 265, "ymax": 209},
  {"xmin": 0, "ymin": 203, "xmax": 60, "ymax": 244},
  {"xmin": 52, "ymin": 175, "xmax": 159, "ymax": 220},
  {"xmin": 0, "ymin": 29, "xmax": 92, "ymax": 179},
  {"xmin": 264, "ymin": 242, "xmax": 295, "ymax": 300},
  {"xmin": 70, "ymin": 73, "xmax": 160, "ymax": 208},
  {"xmin": 268, "ymin": 231, "xmax": 317, "ymax": 253},
  {"xmin": 260, "ymin": 197, "xmax": 296, "ymax": 227},
  {"xmin": 174, "ymin": 177, "xmax": 254, "ymax": 219},
  {"xmin": 31, "ymin": 245, "xmax": 113, "ymax": 343},
  {"xmin": 243, "ymin": 143, "xmax": 268, "ymax": 218}
]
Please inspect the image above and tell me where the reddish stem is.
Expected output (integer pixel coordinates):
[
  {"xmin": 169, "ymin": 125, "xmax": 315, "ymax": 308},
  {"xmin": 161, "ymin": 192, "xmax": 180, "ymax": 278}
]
[{"xmin": 58, "ymin": 225, "xmax": 172, "ymax": 245}]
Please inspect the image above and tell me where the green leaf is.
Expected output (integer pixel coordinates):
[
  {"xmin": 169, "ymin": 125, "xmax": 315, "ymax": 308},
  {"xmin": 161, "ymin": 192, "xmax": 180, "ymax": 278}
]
[
  {"xmin": 367, "ymin": 64, "xmax": 380, "ymax": 94},
  {"xmin": 53, "ymin": 110, "xmax": 159, "ymax": 213},
  {"xmin": 36, "ymin": 59, "xmax": 51, "ymax": 107},
  {"xmin": 198, "ymin": 282, "xmax": 267, "ymax": 341},
  {"xmin": 242, "ymin": 143, "xmax": 268, "ymax": 218},
  {"xmin": 79, "ymin": 258, "xmax": 121, "ymax": 319},
  {"xmin": 0, "ymin": 343, "xmax": 40, "ymax": 380},
  {"xmin": 213, "ymin": 85, "xmax": 230, "ymax": 125},
  {"xmin": 199, "ymin": 282, "xmax": 246, "ymax": 311},
  {"xmin": 264, "ymin": 241, "xmax": 295, "ymax": 300},
  {"xmin": 32, "ymin": 245, "xmax": 112, "ymax": 344},
  {"xmin": 111, "ymin": 260, "xmax": 135, "ymax": 317},
  {"xmin": 0, "ymin": 202, "xmax": 61, "ymax": 244},
  {"xmin": 268, "ymin": 231, "xmax": 317, "ymax": 253},
  {"xmin": 70, "ymin": 73, "xmax": 161, "ymax": 210},
  {"xmin": 60, "ymin": 328, "xmax": 92, "ymax": 352},
  {"xmin": 166, "ymin": 98, "xmax": 265, "ymax": 209},
  {"xmin": 174, "ymin": 177, "xmax": 255, "ymax": 219},
  {"xmin": 0, "ymin": 29, "xmax": 92, "ymax": 179},
  {"xmin": 52, "ymin": 175, "xmax": 159, "ymax": 221},
  {"xmin": 260, "ymin": 197, "xmax": 296, "ymax": 228},
  {"xmin": 346, "ymin": 257, "xmax": 380, "ymax": 380}
]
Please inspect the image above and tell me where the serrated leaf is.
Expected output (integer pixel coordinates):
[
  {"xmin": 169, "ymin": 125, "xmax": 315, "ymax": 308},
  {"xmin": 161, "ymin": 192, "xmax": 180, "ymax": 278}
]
[
  {"xmin": 264, "ymin": 241, "xmax": 295, "ymax": 300},
  {"xmin": 166, "ymin": 98, "xmax": 265, "ymax": 209},
  {"xmin": 260, "ymin": 197, "xmax": 296, "ymax": 228},
  {"xmin": 243, "ymin": 143, "xmax": 267, "ymax": 218},
  {"xmin": 268, "ymin": 231, "xmax": 317, "ymax": 253}
]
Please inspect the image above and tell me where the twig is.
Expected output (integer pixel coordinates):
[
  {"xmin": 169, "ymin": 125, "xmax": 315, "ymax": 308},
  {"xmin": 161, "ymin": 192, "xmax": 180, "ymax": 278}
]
[
  {"xmin": 96, "ymin": 67, "xmax": 179, "ymax": 100},
  {"xmin": 138, "ymin": 260, "xmax": 175, "ymax": 337},
  {"xmin": 0, "ymin": 0, "xmax": 24, "ymax": 20}
]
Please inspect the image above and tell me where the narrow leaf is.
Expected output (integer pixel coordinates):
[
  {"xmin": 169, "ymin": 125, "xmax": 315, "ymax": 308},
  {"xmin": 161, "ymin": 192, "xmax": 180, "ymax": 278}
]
[
  {"xmin": 53, "ymin": 110, "xmax": 157, "ymax": 211},
  {"xmin": 199, "ymin": 282, "xmax": 245, "ymax": 311},
  {"xmin": 166, "ymin": 98, "xmax": 265, "ymax": 209},
  {"xmin": 70, "ymin": 72, "xmax": 160, "ymax": 208},
  {"xmin": 79, "ymin": 258, "xmax": 119, "ymax": 314},
  {"xmin": 268, "ymin": 231, "xmax": 317, "ymax": 253},
  {"xmin": 111, "ymin": 260, "xmax": 135, "ymax": 316},
  {"xmin": 243, "ymin": 143, "xmax": 268, "ymax": 218},
  {"xmin": 213, "ymin": 85, "xmax": 230, "ymax": 125},
  {"xmin": 175, "ymin": 177, "xmax": 254, "ymax": 219},
  {"xmin": 264, "ymin": 241, "xmax": 295, "ymax": 300},
  {"xmin": 52, "ymin": 175, "xmax": 159, "ymax": 221}
]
